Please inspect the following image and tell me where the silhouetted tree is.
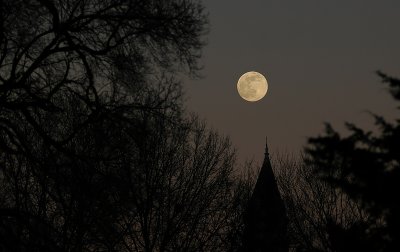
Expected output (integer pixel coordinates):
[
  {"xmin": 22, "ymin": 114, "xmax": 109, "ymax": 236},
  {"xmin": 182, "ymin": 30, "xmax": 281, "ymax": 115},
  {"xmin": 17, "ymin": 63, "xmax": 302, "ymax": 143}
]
[
  {"xmin": 0, "ymin": 88, "xmax": 254, "ymax": 251},
  {"xmin": 0, "ymin": 73, "xmax": 255, "ymax": 251},
  {"xmin": 0, "ymin": 84, "xmax": 181, "ymax": 250},
  {"xmin": 0, "ymin": 3, "xmax": 256, "ymax": 251},
  {"xmin": 120, "ymin": 111, "xmax": 254, "ymax": 251},
  {"xmin": 305, "ymin": 72, "xmax": 400, "ymax": 251},
  {"xmin": 273, "ymin": 153, "xmax": 371, "ymax": 252},
  {"xmin": 0, "ymin": 0, "xmax": 207, "ymax": 156}
]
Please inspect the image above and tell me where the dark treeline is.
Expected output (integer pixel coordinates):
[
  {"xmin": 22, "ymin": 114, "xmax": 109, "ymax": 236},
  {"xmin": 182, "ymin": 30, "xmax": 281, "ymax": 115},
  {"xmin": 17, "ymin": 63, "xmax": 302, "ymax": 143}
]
[
  {"xmin": 0, "ymin": 1, "xmax": 253, "ymax": 251},
  {"xmin": 1, "ymin": 1, "xmax": 400, "ymax": 252},
  {"xmin": 274, "ymin": 71, "xmax": 400, "ymax": 252}
]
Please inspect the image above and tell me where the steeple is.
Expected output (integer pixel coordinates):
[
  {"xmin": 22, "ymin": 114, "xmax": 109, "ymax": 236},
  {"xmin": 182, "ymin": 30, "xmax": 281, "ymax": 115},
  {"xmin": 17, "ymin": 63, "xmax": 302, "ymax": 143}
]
[
  {"xmin": 264, "ymin": 136, "xmax": 269, "ymax": 157},
  {"xmin": 242, "ymin": 137, "xmax": 288, "ymax": 252}
]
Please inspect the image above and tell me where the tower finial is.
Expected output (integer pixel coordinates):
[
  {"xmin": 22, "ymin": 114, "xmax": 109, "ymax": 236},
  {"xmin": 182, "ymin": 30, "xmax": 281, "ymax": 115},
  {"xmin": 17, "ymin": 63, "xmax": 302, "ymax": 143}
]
[{"xmin": 265, "ymin": 136, "xmax": 269, "ymax": 156}]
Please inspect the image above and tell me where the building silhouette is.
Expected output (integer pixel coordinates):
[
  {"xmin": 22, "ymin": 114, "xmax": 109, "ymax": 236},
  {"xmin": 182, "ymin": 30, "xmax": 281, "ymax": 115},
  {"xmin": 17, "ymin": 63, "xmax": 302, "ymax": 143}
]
[{"xmin": 242, "ymin": 138, "xmax": 288, "ymax": 252}]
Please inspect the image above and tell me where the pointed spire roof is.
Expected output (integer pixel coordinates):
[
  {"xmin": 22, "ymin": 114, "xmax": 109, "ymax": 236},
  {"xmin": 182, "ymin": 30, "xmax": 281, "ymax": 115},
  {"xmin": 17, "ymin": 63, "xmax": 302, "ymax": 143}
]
[
  {"xmin": 254, "ymin": 137, "xmax": 276, "ymax": 197},
  {"xmin": 264, "ymin": 136, "xmax": 269, "ymax": 156},
  {"xmin": 242, "ymin": 136, "xmax": 288, "ymax": 252}
]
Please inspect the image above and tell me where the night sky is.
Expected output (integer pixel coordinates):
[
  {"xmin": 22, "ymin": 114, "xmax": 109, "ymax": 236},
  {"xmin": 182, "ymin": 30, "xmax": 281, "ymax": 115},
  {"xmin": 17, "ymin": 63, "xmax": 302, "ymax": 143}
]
[{"xmin": 185, "ymin": 0, "xmax": 400, "ymax": 164}]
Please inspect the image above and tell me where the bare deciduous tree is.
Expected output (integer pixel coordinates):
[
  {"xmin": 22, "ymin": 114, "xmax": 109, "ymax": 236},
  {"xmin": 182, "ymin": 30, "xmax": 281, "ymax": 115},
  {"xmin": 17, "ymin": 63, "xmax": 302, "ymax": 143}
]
[
  {"xmin": 273, "ymin": 153, "xmax": 371, "ymax": 252},
  {"xmin": 0, "ymin": 2, "xmax": 259, "ymax": 251},
  {"xmin": 0, "ymin": 75, "xmax": 254, "ymax": 252},
  {"xmin": 0, "ymin": 0, "xmax": 207, "ymax": 155}
]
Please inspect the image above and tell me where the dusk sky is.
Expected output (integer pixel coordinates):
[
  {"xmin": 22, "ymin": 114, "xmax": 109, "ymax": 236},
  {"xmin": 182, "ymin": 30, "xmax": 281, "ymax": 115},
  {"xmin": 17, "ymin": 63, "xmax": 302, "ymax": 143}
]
[
  {"xmin": 4, "ymin": 2, "xmax": 400, "ymax": 250},
  {"xmin": 186, "ymin": 0, "xmax": 400, "ymax": 163}
]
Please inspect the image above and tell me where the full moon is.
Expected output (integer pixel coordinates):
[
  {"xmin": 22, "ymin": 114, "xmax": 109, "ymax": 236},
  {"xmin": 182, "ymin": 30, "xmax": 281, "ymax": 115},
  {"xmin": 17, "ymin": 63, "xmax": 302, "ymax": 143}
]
[{"xmin": 237, "ymin": 71, "xmax": 268, "ymax": 102}]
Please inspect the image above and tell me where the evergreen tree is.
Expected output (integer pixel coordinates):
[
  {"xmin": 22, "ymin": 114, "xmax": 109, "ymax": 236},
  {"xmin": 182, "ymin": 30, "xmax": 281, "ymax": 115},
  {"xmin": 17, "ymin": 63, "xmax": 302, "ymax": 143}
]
[{"xmin": 306, "ymin": 72, "xmax": 400, "ymax": 251}]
